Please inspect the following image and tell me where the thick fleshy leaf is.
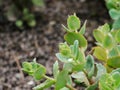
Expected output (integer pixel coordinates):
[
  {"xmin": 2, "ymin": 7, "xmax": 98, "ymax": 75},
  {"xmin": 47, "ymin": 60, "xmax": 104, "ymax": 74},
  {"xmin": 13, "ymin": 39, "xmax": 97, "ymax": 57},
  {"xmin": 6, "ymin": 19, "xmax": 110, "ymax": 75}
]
[
  {"xmin": 93, "ymin": 47, "xmax": 107, "ymax": 61},
  {"xmin": 73, "ymin": 40, "xmax": 79, "ymax": 60},
  {"xmin": 53, "ymin": 61, "xmax": 59, "ymax": 79},
  {"xmin": 116, "ymin": 45, "xmax": 120, "ymax": 52},
  {"xmin": 107, "ymin": 56, "xmax": 120, "ymax": 68},
  {"xmin": 79, "ymin": 20, "xmax": 87, "ymax": 34},
  {"xmin": 93, "ymin": 30, "xmax": 105, "ymax": 43},
  {"xmin": 71, "ymin": 71, "xmax": 90, "ymax": 86},
  {"xmin": 106, "ymin": 0, "xmax": 116, "ymax": 9},
  {"xmin": 76, "ymin": 50, "xmax": 85, "ymax": 63},
  {"xmin": 22, "ymin": 62, "xmax": 33, "ymax": 75},
  {"xmin": 64, "ymin": 32, "xmax": 87, "ymax": 48},
  {"xmin": 67, "ymin": 15, "xmax": 80, "ymax": 31},
  {"xmin": 111, "ymin": 30, "xmax": 118, "ymax": 38},
  {"xmin": 59, "ymin": 43, "xmax": 71, "ymax": 57},
  {"xmin": 55, "ymin": 70, "xmax": 68, "ymax": 90},
  {"xmin": 96, "ymin": 63, "xmax": 106, "ymax": 81},
  {"xmin": 103, "ymin": 33, "xmax": 114, "ymax": 49},
  {"xmin": 56, "ymin": 53, "xmax": 70, "ymax": 63},
  {"xmin": 60, "ymin": 87, "xmax": 69, "ymax": 90},
  {"xmin": 111, "ymin": 68, "xmax": 120, "ymax": 74},
  {"xmin": 108, "ymin": 47, "xmax": 119, "ymax": 58},
  {"xmin": 98, "ymin": 23, "xmax": 110, "ymax": 34},
  {"xmin": 72, "ymin": 64, "xmax": 85, "ymax": 71},
  {"xmin": 85, "ymin": 55, "xmax": 95, "ymax": 79},
  {"xmin": 67, "ymin": 75, "xmax": 72, "ymax": 85},
  {"xmin": 113, "ymin": 18, "xmax": 120, "ymax": 30},
  {"xmin": 73, "ymin": 40, "xmax": 86, "ymax": 63},
  {"xmin": 63, "ymin": 63, "xmax": 73, "ymax": 72},
  {"xmin": 16, "ymin": 20, "xmax": 23, "ymax": 28},
  {"xmin": 33, "ymin": 79, "xmax": 55, "ymax": 90},
  {"xmin": 28, "ymin": 20, "xmax": 36, "ymax": 27},
  {"xmin": 86, "ymin": 83, "xmax": 98, "ymax": 90},
  {"xmin": 109, "ymin": 9, "xmax": 120, "ymax": 20},
  {"xmin": 115, "ymin": 30, "xmax": 120, "ymax": 43},
  {"xmin": 111, "ymin": 72, "xmax": 120, "ymax": 87},
  {"xmin": 33, "ymin": 66, "xmax": 46, "ymax": 80},
  {"xmin": 22, "ymin": 62, "xmax": 32, "ymax": 71},
  {"xmin": 99, "ymin": 74, "xmax": 115, "ymax": 90}
]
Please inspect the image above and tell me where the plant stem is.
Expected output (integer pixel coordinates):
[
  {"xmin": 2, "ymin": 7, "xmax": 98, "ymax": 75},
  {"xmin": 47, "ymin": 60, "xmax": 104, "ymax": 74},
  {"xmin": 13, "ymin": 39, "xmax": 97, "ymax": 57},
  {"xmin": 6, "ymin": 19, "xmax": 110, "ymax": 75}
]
[
  {"xmin": 66, "ymin": 84, "xmax": 77, "ymax": 90},
  {"xmin": 43, "ymin": 75, "xmax": 56, "ymax": 82},
  {"xmin": 44, "ymin": 75, "xmax": 76, "ymax": 90}
]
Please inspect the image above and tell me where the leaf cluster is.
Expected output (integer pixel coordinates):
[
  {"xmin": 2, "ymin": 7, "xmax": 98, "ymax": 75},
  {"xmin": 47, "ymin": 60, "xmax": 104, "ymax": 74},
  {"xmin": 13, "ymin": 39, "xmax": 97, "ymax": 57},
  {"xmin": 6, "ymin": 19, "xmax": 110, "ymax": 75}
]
[
  {"xmin": 22, "ymin": 14, "xmax": 120, "ymax": 90},
  {"xmin": 0, "ymin": 0, "xmax": 44, "ymax": 28},
  {"xmin": 105, "ymin": 0, "xmax": 120, "ymax": 29}
]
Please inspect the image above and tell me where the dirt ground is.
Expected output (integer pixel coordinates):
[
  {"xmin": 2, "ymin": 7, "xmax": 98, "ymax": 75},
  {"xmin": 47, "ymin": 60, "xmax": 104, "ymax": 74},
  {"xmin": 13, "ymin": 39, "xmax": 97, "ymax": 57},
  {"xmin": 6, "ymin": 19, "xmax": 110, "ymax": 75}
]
[{"xmin": 0, "ymin": 0, "xmax": 110, "ymax": 90}]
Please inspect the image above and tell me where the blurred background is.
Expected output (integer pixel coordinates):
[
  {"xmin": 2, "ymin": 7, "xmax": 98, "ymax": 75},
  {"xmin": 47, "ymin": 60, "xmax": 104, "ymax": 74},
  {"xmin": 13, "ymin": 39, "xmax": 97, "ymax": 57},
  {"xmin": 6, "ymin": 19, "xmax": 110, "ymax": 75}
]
[{"xmin": 0, "ymin": 0, "xmax": 110, "ymax": 90}]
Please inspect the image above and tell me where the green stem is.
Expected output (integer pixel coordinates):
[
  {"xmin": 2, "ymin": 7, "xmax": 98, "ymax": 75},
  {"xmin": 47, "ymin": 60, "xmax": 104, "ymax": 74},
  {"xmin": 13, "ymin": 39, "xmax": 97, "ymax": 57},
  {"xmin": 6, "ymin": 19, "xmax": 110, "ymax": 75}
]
[
  {"xmin": 43, "ymin": 75, "xmax": 56, "ymax": 82},
  {"xmin": 43, "ymin": 75, "xmax": 76, "ymax": 90},
  {"xmin": 66, "ymin": 84, "xmax": 77, "ymax": 90}
]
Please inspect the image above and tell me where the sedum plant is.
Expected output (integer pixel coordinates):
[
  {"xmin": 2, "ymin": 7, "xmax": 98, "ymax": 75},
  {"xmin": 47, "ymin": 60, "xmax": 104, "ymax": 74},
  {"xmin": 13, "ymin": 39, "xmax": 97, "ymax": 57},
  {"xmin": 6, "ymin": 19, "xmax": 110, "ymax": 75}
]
[
  {"xmin": 22, "ymin": 14, "xmax": 120, "ymax": 90},
  {"xmin": 105, "ymin": 0, "xmax": 120, "ymax": 29},
  {"xmin": 93, "ymin": 23, "xmax": 120, "ymax": 71},
  {"xmin": 0, "ymin": 0, "xmax": 44, "ymax": 29}
]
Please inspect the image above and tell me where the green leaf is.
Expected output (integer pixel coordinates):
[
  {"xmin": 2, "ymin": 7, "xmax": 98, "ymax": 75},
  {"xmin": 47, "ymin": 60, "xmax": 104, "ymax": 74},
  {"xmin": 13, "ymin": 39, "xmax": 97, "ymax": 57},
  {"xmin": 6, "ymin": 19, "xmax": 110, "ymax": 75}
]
[
  {"xmin": 107, "ymin": 56, "xmax": 120, "ymax": 68},
  {"xmin": 111, "ymin": 68, "xmax": 120, "ymax": 74},
  {"xmin": 108, "ymin": 47, "xmax": 119, "ymax": 58},
  {"xmin": 106, "ymin": 0, "xmax": 116, "ymax": 9},
  {"xmin": 103, "ymin": 33, "xmax": 114, "ymax": 49},
  {"xmin": 116, "ymin": 45, "xmax": 120, "ymax": 53},
  {"xmin": 71, "ymin": 71, "xmax": 90, "ymax": 86},
  {"xmin": 28, "ymin": 20, "xmax": 36, "ymax": 27},
  {"xmin": 93, "ymin": 46, "xmax": 107, "ymax": 61},
  {"xmin": 72, "ymin": 40, "xmax": 85, "ymax": 63},
  {"xmin": 86, "ymin": 83, "xmax": 98, "ymax": 90},
  {"xmin": 32, "ymin": 0, "xmax": 44, "ymax": 7},
  {"xmin": 16, "ymin": 20, "xmax": 23, "ymax": 28},
  {"xmin": 96, "ymin": 63, "xmax": 106, "ymax": 81},
  {"xmin": 93, "ymin": 30, "xmax": 105, "ymax": 43},
  {"xmin": 55, "ymin": 70, "xmax": 68, "ymax": 90},
  {"xmin": 99, "ymin": 74, "xmax": 115, "ymax": 90},
  {"xmin": 63, "ymin": 63, "xmax": 73, "ymax": 72},
  {"xmin": 79, "ymin": 20, "xmax": 87, "ymax": 34},
  {"xmin": 33, "ymin": 79, "xmax": 55, "ymax": 90},
  {"xmin": 73, "ymin": 40, "xmax": 79, "ymax": 59},
  {"xmin": 64, "ymin": 32, "xmax": 87, "ymax": 48},
  {"xmin": 67, "ymin": 15, "xmax": 80, "ymax": 31},
  {"xmin": 33, "ymin": 65, "xmax": 46, "ymax": 80},
  {"xmin": 22, "ymin": 62, "xmax": 33, "ymax": 74},
  {"xmin": 67, "ymin": 75, "xmax": 72, "ymax": 85},
  {"xmin": 77, "ymin": 49, "xmax": 86, "ymax": 63},
  {"xmin": 111, "ymin": 72, "xmax": 120, "ymax": 87},
  {"xmin": 115, "ymin": 30, "xmax": 120, "ymax": 43},
  {"xmin": 59, "ymin": 43, "xmax": 71, "ymax": 57},
  {"xmin": 111, "ymin": 30, "xmax": 118, "ymax": 38},
  {"xmin": 98, "ymin": 23, "xmax": 110, "ymax": 34},
  {"xmin": 56, "ymin": 53, "xmax": 71, "ymax": 63},
  {"xmin": 53, "ymin": 61, "xmax": 59, "ymax": 79},
  {"xmin": 113, "ymin": 18, "xmax": 120, "ymax": 30},
  {"xmin": 109, "ymin": 9, "xmax": 120, "ymax": 20},
  {"xmin": 60, "ymin": 87, "xmax": 69, "ymax": 90},
  {"xmin": 72, "ymin": 64, "xmax": 84, "ymax": 71},
  {"xmin": 85, "ymin": 55, "xmax": 95, "ymax": 79},
  {"xmin": 72, "ymin": 40, "xmax": 85, "ymax": 62}
]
